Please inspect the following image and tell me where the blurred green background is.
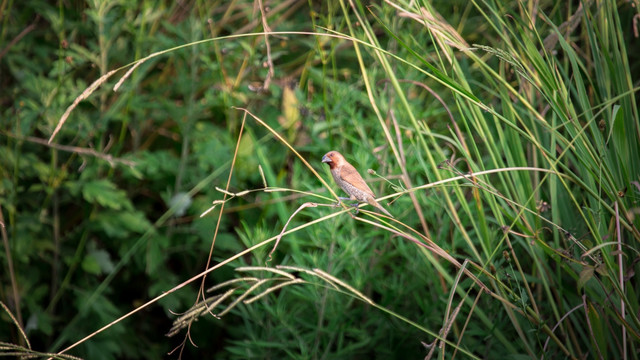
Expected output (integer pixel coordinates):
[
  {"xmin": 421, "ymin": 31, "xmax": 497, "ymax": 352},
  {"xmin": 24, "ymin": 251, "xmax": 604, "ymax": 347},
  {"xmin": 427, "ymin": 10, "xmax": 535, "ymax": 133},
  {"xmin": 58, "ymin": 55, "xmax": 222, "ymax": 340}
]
[{"xmin": 1, "ymin": 0, "xmax": 639, "ymax": 359}]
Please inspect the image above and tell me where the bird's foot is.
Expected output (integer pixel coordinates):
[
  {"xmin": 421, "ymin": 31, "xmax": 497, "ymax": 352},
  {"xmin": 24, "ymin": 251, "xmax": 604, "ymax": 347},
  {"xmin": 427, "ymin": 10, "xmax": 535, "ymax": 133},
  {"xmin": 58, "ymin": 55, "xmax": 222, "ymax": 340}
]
[
  {"xmin": 333, "ymin": 197, "xmax": 353, "ymax": 207},
  {"xmin": 333, "ymin": 200, "xmax": 361, "ymax": 216},
  {"xmin": 349, "ymin": 202, "xmax": 360, "ymax": 215}
]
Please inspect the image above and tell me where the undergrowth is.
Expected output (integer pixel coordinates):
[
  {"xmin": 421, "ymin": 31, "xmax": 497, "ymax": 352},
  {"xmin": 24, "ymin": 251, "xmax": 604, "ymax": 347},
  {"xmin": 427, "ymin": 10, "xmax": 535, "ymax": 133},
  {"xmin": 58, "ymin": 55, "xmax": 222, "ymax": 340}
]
[{"xmin": 1, "ymin": 0, "xmax": 639, "ymax": 359}]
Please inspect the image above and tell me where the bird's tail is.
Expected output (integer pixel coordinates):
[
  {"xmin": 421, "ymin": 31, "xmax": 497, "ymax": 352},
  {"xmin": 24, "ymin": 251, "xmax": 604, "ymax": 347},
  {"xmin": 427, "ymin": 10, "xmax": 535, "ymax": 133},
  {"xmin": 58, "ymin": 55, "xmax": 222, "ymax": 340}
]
[{"xmin": 370, "ymin": 199, "xmax": 393, "ymax": 218}]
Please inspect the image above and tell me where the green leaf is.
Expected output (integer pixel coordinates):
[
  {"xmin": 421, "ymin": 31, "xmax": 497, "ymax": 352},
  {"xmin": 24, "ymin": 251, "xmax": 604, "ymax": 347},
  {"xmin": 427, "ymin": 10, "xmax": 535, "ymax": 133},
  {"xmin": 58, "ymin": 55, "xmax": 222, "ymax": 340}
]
[
  {"xmin": 578, "ymin": 266, "xmax": 594, "ymax": 291},
  {"xmin": 82, "ymin": 179, "xmax": 132, "ymax": 210},
  {"xmin": 81, "ymin": 255, "xmax": 101, "ymax": 275},
  {"xmin": 146, "ymin": 234, "xmax": 169, "ymax": 274},
  {"xmin": 93, "ymin": 210, "xmax": 152, "ymax": 238},
  {"xmin": 586, "ymin": 298, "xmax": 608, "ymax": 359}
]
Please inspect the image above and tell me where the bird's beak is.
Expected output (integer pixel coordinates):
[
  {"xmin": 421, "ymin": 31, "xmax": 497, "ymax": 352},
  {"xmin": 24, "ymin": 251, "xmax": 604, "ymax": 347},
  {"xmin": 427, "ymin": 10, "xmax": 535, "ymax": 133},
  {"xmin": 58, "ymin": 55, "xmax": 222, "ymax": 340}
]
[{"xmin": 321, "ymin": 155, "xmax": 331, "ymax": 163}]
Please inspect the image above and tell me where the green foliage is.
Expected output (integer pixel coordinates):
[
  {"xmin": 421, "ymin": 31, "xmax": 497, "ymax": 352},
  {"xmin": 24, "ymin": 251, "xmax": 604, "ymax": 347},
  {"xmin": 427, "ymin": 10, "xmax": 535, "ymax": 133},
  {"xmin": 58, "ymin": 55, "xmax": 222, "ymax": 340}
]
[{"xmin": 1, "ymin": 0, "xmax": 639, "ymax": 359}]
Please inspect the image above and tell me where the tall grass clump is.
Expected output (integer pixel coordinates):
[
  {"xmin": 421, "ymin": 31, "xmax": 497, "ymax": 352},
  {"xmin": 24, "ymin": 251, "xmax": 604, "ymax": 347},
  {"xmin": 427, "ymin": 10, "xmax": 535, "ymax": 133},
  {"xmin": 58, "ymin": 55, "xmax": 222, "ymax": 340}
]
[{"xmin": 326, "ymin": 0, "xmax": 640, "ymax": 358}]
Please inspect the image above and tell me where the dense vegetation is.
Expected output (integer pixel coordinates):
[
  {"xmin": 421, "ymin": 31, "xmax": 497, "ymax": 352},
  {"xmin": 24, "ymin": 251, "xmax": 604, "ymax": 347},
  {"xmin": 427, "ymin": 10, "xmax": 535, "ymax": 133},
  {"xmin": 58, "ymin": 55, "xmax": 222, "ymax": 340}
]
[{"xmin": 1, "ymin": 0, "xmax": 639, "ymax": 358}]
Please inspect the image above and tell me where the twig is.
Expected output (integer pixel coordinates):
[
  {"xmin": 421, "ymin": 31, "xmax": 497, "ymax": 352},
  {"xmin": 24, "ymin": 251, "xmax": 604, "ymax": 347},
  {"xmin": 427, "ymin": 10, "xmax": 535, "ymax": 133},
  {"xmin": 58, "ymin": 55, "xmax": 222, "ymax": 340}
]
[
  {"xmin": 0, "ymin": 208, "xmax": 24, "ymax": 338},
  {"xmin": 6, "ymin": 134, "xmax": 135, "ymax": 167},
  {"xmin": 0, "ymin": 16, "xmax": 39, "ymax": 61},
  {"xmin": 257, "ymin": 0, "xmax": 275, "ymax": 91}
]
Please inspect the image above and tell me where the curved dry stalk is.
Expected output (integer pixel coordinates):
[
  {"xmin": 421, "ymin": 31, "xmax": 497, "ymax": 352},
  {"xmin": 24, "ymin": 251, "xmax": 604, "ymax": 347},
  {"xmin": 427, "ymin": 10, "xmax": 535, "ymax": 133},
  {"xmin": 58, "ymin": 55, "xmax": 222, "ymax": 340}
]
[
  {"xmin": 268, "ymin": 202, "xmax": 318, "ymax": 261},
  {"xmin": 0, "ymin": 301, "xmax": 29, "ymax": 349},
  {"xmin": 49, "ymin": 69, "xmax": 118, "ymax": 143}
]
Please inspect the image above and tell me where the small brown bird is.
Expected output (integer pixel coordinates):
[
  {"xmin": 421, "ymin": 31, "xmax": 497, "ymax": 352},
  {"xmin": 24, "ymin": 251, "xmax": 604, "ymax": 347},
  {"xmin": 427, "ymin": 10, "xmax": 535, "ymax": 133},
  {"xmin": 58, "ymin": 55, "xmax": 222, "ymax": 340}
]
[{"xmin": 322, "ymin": 151, "xmax": 393, "ymax": 217}]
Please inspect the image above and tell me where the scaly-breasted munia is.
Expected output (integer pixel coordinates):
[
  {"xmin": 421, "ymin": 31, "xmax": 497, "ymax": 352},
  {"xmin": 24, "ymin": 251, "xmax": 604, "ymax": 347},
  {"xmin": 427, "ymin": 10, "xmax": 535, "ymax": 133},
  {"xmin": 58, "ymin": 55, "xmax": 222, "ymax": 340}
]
[{"xmin": 322, "ymin": 151, "xmax": 393, "ymax": 217}]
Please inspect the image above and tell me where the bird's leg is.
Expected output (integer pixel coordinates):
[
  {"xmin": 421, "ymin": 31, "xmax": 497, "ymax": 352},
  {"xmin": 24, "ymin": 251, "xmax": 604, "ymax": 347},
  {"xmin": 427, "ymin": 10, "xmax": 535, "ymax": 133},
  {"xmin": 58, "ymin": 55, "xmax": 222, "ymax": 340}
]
[
  {"xmin": 333, "ymin": 197, "xmax": 353, "ymax": 207},
  {"xmin": 348, "ymin": 202, "xmax": 361, "ymax": 215}
]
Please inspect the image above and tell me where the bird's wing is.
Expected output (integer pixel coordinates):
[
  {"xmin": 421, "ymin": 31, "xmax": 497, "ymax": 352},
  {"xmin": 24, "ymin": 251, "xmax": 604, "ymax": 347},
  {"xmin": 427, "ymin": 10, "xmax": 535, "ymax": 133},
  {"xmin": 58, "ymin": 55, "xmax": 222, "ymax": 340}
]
[{"xmin": 339, "ymin": 163, "xmax": 376, "ymax": 198}]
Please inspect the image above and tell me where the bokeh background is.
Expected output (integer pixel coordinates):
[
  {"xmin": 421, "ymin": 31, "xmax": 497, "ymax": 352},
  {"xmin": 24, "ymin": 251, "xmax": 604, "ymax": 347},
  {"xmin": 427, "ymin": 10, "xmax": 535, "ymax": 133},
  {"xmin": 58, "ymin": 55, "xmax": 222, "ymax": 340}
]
[{"xmin": 2, "ymin": 0, "xmax": 639, "ymax": 358}]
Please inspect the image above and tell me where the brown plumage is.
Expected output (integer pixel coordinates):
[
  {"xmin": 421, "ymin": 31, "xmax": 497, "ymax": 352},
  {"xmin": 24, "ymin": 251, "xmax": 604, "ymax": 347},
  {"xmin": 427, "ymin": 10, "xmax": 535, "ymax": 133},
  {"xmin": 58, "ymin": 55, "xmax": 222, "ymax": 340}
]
[{"xmin": 322, "ymin": 151, "xmax": 393, "ymax": 217}]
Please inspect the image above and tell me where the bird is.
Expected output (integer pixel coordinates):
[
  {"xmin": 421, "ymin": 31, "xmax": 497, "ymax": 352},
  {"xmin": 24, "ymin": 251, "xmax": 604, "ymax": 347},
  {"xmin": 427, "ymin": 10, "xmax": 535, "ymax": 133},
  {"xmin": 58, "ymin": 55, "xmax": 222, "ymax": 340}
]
[{"xmin": 321, "ymin": 150, "xmax": 393, "ymax": 217}]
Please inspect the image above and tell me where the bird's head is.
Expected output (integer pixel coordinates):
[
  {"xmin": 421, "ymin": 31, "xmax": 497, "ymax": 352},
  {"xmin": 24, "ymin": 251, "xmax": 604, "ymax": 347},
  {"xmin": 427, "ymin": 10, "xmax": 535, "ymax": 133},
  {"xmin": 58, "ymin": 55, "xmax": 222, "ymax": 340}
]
[{"xmin": 321, "ymin": 151, "xmax": 345, "ymax": 169}]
